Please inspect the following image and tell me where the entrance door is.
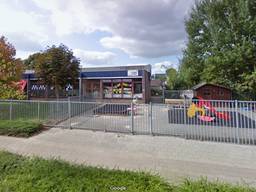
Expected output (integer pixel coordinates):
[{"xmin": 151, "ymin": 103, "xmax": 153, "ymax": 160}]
[{"xmin": 86, "ymin": 80, "xmax": 100, "ymax": 98}]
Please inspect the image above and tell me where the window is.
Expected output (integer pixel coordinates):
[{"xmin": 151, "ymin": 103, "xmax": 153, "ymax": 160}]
[
  {"xmin": 102, "ymin": 79, "xmax": 142, "ymax": 99},
  {"xmin": 122, "ymin": 79, "xmax": 132, "ymax": 98},
  {"xmin": 103, "ymin": 80, "xmax": 112, "ymax": 98},
  {"xmin": 86, "ymin": 80, "xmax": 100, "ymax": 98},
  {"xmin": 112, "ymin": 79, "xmax": 122, "ymax": 98},
  {"xmin": 134, "ymin": 82, "xmax": 142, "ymax": 98},
  {"xmin": 219, "ymin": 89, "xmax": 224, "ymax": 96},
  {"xmin": 203, "ymin": 88, "xmax": 211, "ymax": 96}
]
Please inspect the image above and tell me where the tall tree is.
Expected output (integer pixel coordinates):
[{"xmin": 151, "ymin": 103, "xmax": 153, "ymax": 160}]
[
  {"xmin": 23, "ymin": 52, "xmax": 41, "ymax": 70},
  {"xmin": 166, "ymin": 68, "xmax": 178, "ymax": 89},
  {"xmin": 180, "ymin": 0, "xmax": 256, "ymax": 99},
  {"xmin": 0, "ymin": 36, "xmax": 23, "ymax": 83},
  {"xmin": 32, "ymin": 44, "xmax": 80, "ymax": 98},
  {"xmin": 0, "ymin": 36, "xmax": 24, "ymax": 99}
]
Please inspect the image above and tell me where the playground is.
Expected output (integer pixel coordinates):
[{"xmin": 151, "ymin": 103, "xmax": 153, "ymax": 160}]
[{"xmin": 168, "ymin": 109, "xmax": 256, "ymax": 129}]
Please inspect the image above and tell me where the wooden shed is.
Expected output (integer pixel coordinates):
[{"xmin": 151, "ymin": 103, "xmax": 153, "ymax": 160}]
[{"xmin": 192, "ymin": 82, "xmax": 232, "ymax": 100}]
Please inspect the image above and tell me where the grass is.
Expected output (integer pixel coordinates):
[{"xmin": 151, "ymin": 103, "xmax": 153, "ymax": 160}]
[
  {"xmin": 0, "ymin": 151, "xmax": 255, "ymax": 192},
  {"xmin": 173, "ymin": 179, "xmax": 255, "ymax": 192},
  {"xmin": 0, "ymin": 120, "xmax": 43, "ymax": 137},
  {"xmin": 0, "ymin": 151, "xmax": 171, "ymax": 192}
]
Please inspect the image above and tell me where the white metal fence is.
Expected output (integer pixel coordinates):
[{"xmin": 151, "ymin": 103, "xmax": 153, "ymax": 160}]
[{"xmin": 0, "ymin": 99, "xmax": 255, "ymax": 145}]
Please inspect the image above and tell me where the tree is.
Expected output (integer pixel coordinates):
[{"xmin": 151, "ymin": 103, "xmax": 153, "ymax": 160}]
[
  {"xmin": 23, "ymin": 52, "xmax": 41, "ymax": 70},
  {"xmin": 0, "ymin": 36, "xmax": 23, "ymax": 83},
  {"xmin": 32, "ymin": 44, "xmax": 80, "ymax": 98},
  {"xmin": 166, "ymin": 68, "xmax": 178, "ymax": 89},
  {"xmin": 0, "ymin": 36, "xmax": 24, "ymax": 99},
  {"xmin": 179, "ymin": 0, "xmax": 256, "ymax": 99}
]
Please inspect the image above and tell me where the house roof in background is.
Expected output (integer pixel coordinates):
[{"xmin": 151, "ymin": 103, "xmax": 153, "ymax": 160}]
[
  {"xmin": 150, "ymin": 79, "xmax": 163, "ymax": 87},
  {"xmin": 192, "ymin": 82, "xmax": 231, "ymax": 90}
]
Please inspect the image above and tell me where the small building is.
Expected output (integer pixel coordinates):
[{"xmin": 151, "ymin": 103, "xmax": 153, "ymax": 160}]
[
  {"xmin": 192, "ymin": 82, "xmax": 232, "ymax": 100},
  {"xmin": 22, "ymin": 64, "xmax": 151, "ymax": 103}
]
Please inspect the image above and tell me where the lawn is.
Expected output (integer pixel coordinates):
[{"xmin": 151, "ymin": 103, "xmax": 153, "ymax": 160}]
[
  {"xmin": 0, "ymin": 151, "xmax": 255, "ymax": 192},
  {"xmin": 0, "ymin": 120, "xmax": 43, "ymax": 137}
]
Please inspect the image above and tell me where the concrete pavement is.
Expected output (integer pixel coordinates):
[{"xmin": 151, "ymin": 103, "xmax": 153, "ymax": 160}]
[{"xmin": 0, "ymin": 128, "xmax": 256, "ymax": 186}]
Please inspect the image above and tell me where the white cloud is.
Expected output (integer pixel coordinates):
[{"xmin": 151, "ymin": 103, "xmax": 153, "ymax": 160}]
[
  {"xmin": 73, "ymin": 49, "xmax": 116, "ymax": 67},
  {"xmin": 32, "ymin": 0, "xmax": 194, "ymax": 58},
  {"xmin": 152, "ymin": 61, "xmax": 176, "ymax": 74},
  {"xmin": 7, "ymin": 33, "xmax": 43, "ymax": 52},
  {"xmin": 0, "ymin": 0, "xmax": 195, "ymax": 59}
]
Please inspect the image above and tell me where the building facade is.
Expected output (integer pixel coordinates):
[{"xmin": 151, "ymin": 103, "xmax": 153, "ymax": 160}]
[
  {"xmin": 22, "ymin": 65, "xmax": 151, "ymax": 103},
  {"xmin": 80, "ymin": 65, "xmax": 151, "ymax": 103}
]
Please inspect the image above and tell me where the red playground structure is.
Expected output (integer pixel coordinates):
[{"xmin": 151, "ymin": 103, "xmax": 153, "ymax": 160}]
[{"xmin": 192, "ymin": 96, "xmax": 230, "ymax": 122}]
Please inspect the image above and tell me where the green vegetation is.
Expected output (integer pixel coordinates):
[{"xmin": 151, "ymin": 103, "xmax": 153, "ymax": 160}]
[
  {"xmin": 0, "ymin": 151, "xmax": 254, "ymax": 192},
  {"xmin": 0, "ymin": 120, "xmax": 42, "ymax": 137},
  {"xmin": 0, "ymin": 36, "xmax": 25, "ymax": 100},
  {"xmin": 24, "ymin": 44, "xmax": 80, "ymax": 98},
  {"xmin": 176, "ymin": 0, "xmax": 256, "ymax": 100},
  {"xmin": 0, "ymin": 151, "xmax": 171, "ymax": 192},
  {"xmin": 174, "ymin": 179, "xmax": 255, "ymax": 192}
]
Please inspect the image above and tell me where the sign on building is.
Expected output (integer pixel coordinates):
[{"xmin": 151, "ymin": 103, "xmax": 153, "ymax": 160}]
[{"xmin": 128, "ymin": 70, "xmax": 138, "ymax": 77}]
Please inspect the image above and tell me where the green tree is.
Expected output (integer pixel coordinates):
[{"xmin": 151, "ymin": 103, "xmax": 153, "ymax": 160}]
[
  {"xmin": 0, "ymin": 36, "xmax": 25, "ymax": 99},
  {"xmin": 166, "ymin": 68, "xmax": 178, "ymax": 89},
  {"xmin": 180, "ymin": 0, "xmax": 256, "ymax": 99},
  {"xmin": 32, "ymin": 44, "xmax": 80, "ymax": 98},
  {"xmin": 23, "ymin": 52, "xmax": 41, "ymax": 70},
  {"xmin": 0, "ymin": 36, "xmax": 23, "ymax": 83}
]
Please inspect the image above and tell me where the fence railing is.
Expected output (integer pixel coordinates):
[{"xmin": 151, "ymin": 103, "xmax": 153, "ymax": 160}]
[{"xmin": 0, "ymin": 99, "xmax": 255, "ymax": 145}]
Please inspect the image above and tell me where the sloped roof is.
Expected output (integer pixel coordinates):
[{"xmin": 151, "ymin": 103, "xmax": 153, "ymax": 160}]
[
  {"xmin": 151, "ymin": 79, "xmax": 162, "ymax": 87},
  {"xmin": 192, "ymin": 82, "xmax": 231, "ymax": 90}
]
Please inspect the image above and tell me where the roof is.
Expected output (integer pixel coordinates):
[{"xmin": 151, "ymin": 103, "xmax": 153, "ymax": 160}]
[
  {"xmin": 23, "ymin": 65, "xmax": 152, "ymax": 79},
  {"xmin": 150, "ymin": 79, "xmax": 163, "ymax": 87},
  {"xmin": 81, "ymin": 64, "xmax": 151, "ymax": 73},
  {"xmin": 192, "ymin": 82, "xmax": 231, "ymax": 90}
]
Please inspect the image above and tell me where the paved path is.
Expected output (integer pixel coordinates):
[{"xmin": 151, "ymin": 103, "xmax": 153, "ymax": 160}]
[{"xmin": 0, "ymin": 128, "xmax": 256, "ymax": 186}]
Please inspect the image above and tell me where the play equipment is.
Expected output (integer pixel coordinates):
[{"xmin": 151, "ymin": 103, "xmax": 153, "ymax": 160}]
[
  {"xmin": 187, "ymin": 96, "xmax": 230, "ymax": 122},
  {"xmin": 12, "ymin": 80, "xmax": 27, "ymax": 92}
]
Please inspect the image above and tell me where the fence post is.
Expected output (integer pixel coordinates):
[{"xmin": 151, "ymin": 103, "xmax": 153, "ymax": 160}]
[
  {"xmin": 37, "ymin": 101, "xmax": 40, "ymax": 122},
  {"xmin": 183, "ymin": 98, "xmax": 187, "ymax": 138},
  {"xmin": 68, "ymin": 97, "xmax": 72, "ymax": 129},
  {"xmin": 9, "ymin": 100, "xmax": 13, "ymax": 121},
  {"xmin": 235, "ymin": 100, "xmax": 240, "ymax": 144},
  {"xmin": 149, "ymin": 102, "xmax": 153, "ymax": 135},
  {"xmin": 131, "ymin": 102, "xmax": 134, "ymax": 134}
]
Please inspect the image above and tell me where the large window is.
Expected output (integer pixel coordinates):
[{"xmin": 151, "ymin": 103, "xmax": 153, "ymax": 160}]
[
  {"xmin": 122, "ymin": 79, "xmax": 132, "ymax": 98},
  {"xmin": 103, "ymin": 80, "xmax": 112, "ymax": 98},
  {"xmin": 112, "ymin": 79, "xmax": 122, "ymax": 98},
  {"xmin": 102, "ymin": 79, "xmax": 142, "ymax": 99},
  {"xmin": 86, "ymin": 80, "xmax": 100, "ymax": 98},
  {"xmin": 134, "ymin": 82, "xmax": 142, "ymax": 99}
]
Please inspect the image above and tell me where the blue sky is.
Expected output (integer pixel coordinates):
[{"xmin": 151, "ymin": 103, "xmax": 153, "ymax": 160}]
[{"xmin": 0, "ymin": 0, "xmax": 195, "ymax": 74}]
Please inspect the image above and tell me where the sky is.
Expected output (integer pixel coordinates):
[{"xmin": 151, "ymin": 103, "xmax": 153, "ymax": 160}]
[{"xmin": 0, "ymin": 0, "xmax": 195, "ymax": 74}]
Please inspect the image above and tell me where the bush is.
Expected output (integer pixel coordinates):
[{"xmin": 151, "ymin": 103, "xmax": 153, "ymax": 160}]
[
  {"xmin": 0, "ymin": 120, "xmax": 42, "ymax": 137},
  {"xmin": 0, "ymin": 83, "xmax": 26, "ymax": 100}
]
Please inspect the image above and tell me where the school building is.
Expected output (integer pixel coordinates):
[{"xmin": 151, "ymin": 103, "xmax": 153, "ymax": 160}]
[{"xmin": 22, "ymin": 64, "xmax": 151, "ymax": 103}]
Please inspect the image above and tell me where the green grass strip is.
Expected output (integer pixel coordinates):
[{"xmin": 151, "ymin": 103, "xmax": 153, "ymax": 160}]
[
  {"xmin": 0, "ymin": 151, "xmax": 255, "ymax": 192},
  {"xmin": 0, "ymin": 120, "xmax": 42, "ymax": 137}
]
